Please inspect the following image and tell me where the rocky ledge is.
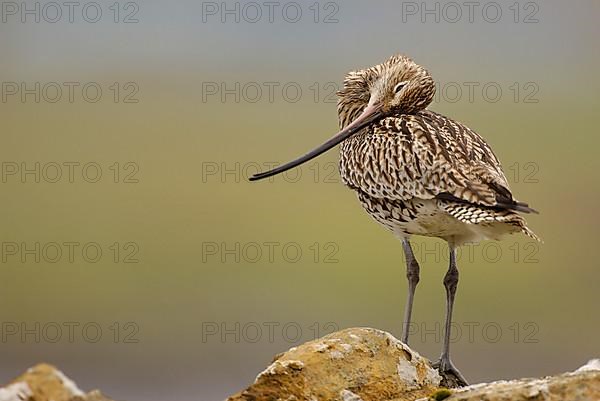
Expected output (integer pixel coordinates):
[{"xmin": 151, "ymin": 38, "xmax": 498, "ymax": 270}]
[
  {"xmin": 1, "ymin": 328, "xmax": 598, "ymax": 401},
  {"xmin": 0, "ymin": 364, "xmax": 114, "ymax": 401},
  {"xmin": 226, "ymin": 327, "xmax": 600, "ymax": 401}
]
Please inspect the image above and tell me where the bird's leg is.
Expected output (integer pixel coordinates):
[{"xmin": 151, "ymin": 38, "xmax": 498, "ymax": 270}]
[
  {"xmin": 401, "ymin": 238, "xmax": 420, "ymax": 345},
  {"xmin": 433, "ymin": 245, "xmax": 469, "ymax": 387}
]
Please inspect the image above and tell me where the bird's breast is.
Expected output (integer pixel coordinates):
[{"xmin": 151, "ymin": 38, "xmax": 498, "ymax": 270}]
[{"xmin": 338, "ymin": 118, "xmax": 421, "ymax": 199}]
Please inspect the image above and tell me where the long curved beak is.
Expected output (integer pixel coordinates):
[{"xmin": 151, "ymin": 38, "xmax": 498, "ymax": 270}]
[{"xmin": 249, "ymin": 103, "xmax": 383, "ymax": 181}]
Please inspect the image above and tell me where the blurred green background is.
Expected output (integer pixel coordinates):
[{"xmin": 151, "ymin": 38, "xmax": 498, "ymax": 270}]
[{"xmin": 0, "ymin": 1, "xmax": 599, "ymax": 400}]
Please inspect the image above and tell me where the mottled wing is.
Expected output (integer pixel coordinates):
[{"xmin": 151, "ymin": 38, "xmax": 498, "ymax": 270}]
[{"xmin": 340, "ymin": 110, "xmax": 527, "ymax": 211}]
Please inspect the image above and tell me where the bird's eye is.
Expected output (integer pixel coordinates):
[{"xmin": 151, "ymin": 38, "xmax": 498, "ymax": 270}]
[{"xmin": 394, "ymin": 81, "xmax": 409, "ymax": 94}]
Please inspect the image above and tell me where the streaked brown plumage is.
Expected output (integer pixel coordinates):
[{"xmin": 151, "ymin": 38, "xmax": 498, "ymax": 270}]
[
  {"xmin": 250, "ymin": 53, "xmax": 539, "ymax": 386},
  {"xmin": 337, "ymin": 54, "xmax": 538, "ymax": 246}
]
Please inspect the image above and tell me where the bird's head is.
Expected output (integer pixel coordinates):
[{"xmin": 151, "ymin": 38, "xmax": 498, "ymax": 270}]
[
  {"xmin": 249, "ymin": 54, "xmax": 435, "ymax": 181},
  {"xmin": 337, "ymin": 54, "xmax": 435, "ymax": 128}
]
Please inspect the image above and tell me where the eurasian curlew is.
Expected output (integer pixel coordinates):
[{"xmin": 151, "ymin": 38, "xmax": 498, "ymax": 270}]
[{"xmin": 249, "ymin": 54, "xmax": 539, "ymax": 386}]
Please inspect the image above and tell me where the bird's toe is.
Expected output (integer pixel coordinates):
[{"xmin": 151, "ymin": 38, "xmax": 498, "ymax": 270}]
[{"xmin": 432, "ymin": 358, "xmax": 469, "ymax": 388}]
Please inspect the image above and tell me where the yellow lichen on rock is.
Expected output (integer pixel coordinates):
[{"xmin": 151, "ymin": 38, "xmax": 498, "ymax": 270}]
[
  {"xmin": 226, "ymin": 328, "xmax": 600, "ymax": 401},
  {"xmin": 2, "ymin": 364, "xmax": 115, "ymax": 401},
  {"xmin": 227, "ymin": 327, "xmax": 442, "ymax": 401}
]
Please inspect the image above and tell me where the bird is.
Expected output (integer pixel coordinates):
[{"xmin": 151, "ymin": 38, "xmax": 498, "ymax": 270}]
[{"xmin": 249, "ymin": 54, "xmax": 539, "ymax": 386}]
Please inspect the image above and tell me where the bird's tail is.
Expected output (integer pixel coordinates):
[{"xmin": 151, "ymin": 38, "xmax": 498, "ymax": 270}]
[
  {"xmin": 500, "ymin": 213, "xmax": 542, "ymax": 243},
  {"xmin": 520, "ymin": 225, "xmax": 542, "ymax": 243},
  {"xmin": 498, "ymin": 200, "xmax": 539, "ymax": 214},
  {"xmin": 439, "ymin": 200, "xmax": 542, "ymax": 242}
]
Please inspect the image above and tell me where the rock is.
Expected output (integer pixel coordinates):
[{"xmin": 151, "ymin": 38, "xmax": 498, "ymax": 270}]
[
  {"xmin": 1, "ymin": 331, "xmax": 598, "ymax": 401},
  {"xmin": 226, "ymin": 327, "xmax": 600, "ymax": 401},
  {"xmin": 440, "ymin": 359, "xmax": 600, "ymax": 401},
  {"xmin": 0, "ymin": 382, "xmax": 32, "ymax": 401},
  {"xmin": 226, "ymin": 327, "xmax": 442, "ymax": 401},
  {"xmin": 69, "ymin": 391, "xmax": 116, "ymax": 401},
  {"xmin": 0, "ymin": 364, "xmax": 115, "ymax": 401}
]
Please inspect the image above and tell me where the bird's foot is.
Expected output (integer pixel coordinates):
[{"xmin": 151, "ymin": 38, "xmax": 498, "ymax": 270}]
[{"xmin": 432, "ymin": 357, "xmax": 468, "ymax": 388}]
